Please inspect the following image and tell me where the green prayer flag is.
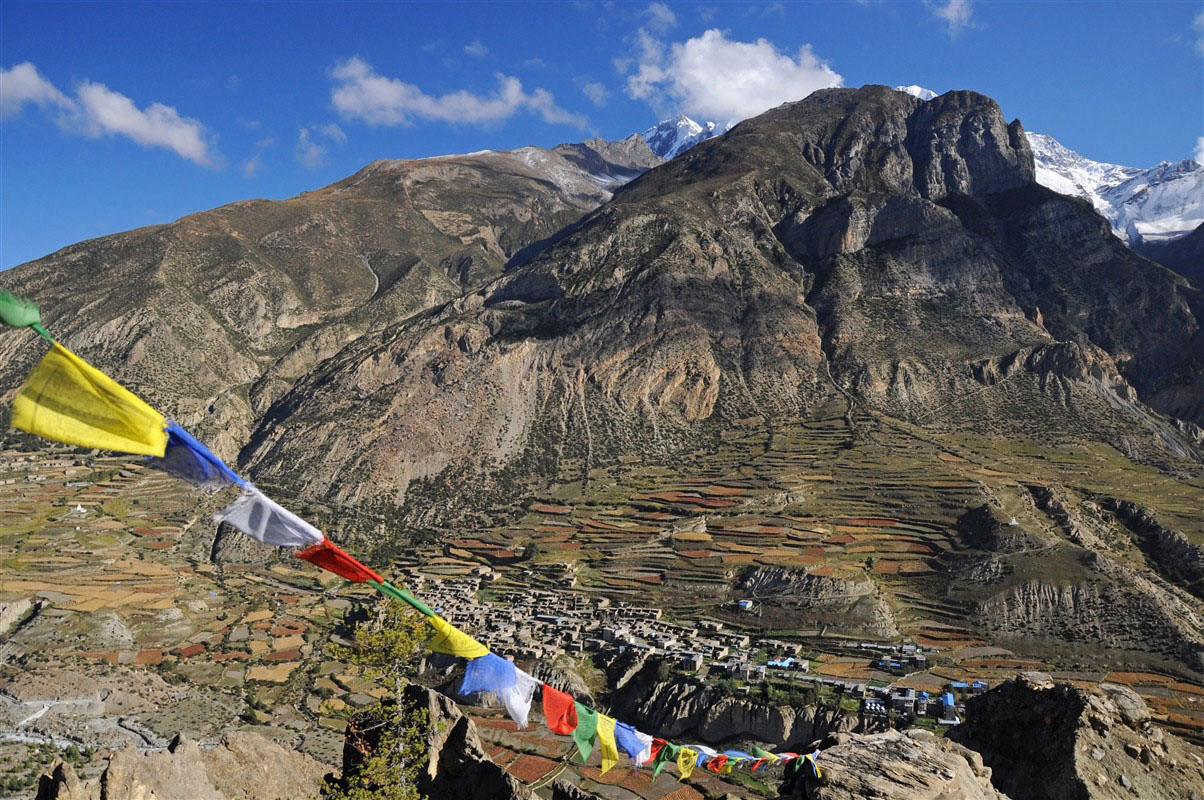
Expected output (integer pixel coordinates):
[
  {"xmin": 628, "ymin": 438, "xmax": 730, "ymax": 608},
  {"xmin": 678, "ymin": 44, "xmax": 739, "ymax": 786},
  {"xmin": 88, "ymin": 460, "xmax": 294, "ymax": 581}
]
[
  {"xmin": 571, "ymin": 702, "xmax": 598, "ymax": 763},
  {"xmin": 751, "ymin": 746, "xmax": 776, "ymax": 759},
  {"xmin": 652, "ymin": 743, "xmax": 679, "ymax": 778},
  {"xmin": 0, "ymin": 290, "xmax": 41, "ymax": 329}
]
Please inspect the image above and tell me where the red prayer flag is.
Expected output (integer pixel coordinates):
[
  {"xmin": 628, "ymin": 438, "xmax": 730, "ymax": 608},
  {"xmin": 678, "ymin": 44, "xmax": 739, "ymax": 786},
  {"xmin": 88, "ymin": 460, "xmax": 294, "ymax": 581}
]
[
  {"xmin": 296, "ymin": 539, "xmax": 383, "ymax": 583},
  {"xmin": 645, "ymin": 738, "xmax": 666, "ymax": 765},
  {"xmin": 705, "ymin": 755, "xmax": 729, "ymax": 774},
  {"xmin": 541, "ymin": 683, "xmax": 578, "ymax": 735}
]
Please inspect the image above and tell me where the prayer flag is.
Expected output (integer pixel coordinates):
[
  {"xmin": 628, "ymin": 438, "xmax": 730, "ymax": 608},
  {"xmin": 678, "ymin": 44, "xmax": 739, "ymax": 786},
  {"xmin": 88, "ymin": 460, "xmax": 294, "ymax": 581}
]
[
  {"xmin": 596, "ymin": 713, "xmax": 618, "ymax": 775},
  {"xmin": 215, "ymin": 487, "xmax": 324, "ymax": 547},
  {"xmin": 614, "ymin": 722, "xmax": 649, "ymax": 766},
  {"xmin": 705, "ymin": 755, "xmax": 729, "ymax": 774},
  {"xmin": 427, "ymin": 616, "xmax": 490, "ymax": 659},
  {"xmin": 0, "ymin": 290, "xmax": 42, "ymax": 329},
  {"xmin": 502, "ymin": 668, "xmax": 539, "ymax": 729},
  {"xmin": 676, "ymin": 748, "xmax": 696, "ymax": 780},
  {"xmin": 804, "ymin": 750, "xmax": 822, "ymax": 779},
  {"xmin": 650, "ymin": 742, "xmax": 679, "ymax": 775},
  {"xmin": 541, "ymin": 684, "xmax": 578, "ymax": 735},
  {"xmin": 459, "ymin": 653, "xmax": 514, "ymax": 696},
  {"xmin": 645, "ymin": 737, "xmax": 666, "ymax": 766},
  {"xmin": 296, "ymin": 540, "xmax": 383, "ymax": 583},
  {"xmin": 571, "ymin": 703, "xmax": 597, "ymax": 763},
  {"xmin": 12, "ymin": 342, "xmax": 167, "ymax": 456},
  {"xmin": 149, "ymin": 422, "xmax": 246, "ymax": 489}
]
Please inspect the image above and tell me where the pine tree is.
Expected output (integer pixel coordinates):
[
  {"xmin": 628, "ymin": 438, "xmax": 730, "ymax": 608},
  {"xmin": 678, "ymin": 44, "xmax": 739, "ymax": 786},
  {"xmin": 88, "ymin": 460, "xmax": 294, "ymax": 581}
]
[{"xmin": 323, "ymin": 599, "xmax": 431, "ymax": 800}]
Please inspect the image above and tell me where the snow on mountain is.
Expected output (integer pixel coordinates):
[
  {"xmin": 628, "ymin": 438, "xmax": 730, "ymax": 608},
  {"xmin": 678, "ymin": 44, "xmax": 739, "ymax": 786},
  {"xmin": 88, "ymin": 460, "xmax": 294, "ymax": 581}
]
[
  {"xmin": 1026, "ymin": 132, "xmax": 1202, "ymax": 246},
  {"xmin": 640, "ymin": 114, "xmax": 726, "ymax": 160},
  {"xmin": 894, "ymin": 85, "xmax": 938, "ymax": 101}
]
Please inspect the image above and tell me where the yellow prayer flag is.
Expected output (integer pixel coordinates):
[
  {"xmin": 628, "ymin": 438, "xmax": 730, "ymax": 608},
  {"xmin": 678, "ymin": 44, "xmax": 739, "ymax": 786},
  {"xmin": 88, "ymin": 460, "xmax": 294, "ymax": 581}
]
[
  {"xmin": 677, "ymin": 748, "xmax": 696, "ymax": 780},
  {"xmin": 596, "ymin": 713, "xmax": 619, "ymax": 775},
  {"xmin": 805, "ymin": 753, "xmax": 822, "ymax": 779},
  {"xmin": 12, "ymin": 342, "xmax": 167, "ymax": 456},
  {"xmin": 426, "ymin": 616, "xmax": 489, "ymax": 659}
]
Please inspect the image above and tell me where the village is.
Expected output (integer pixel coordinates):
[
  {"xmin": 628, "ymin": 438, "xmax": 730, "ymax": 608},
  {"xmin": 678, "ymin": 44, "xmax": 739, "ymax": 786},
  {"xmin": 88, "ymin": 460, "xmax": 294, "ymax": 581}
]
[{"xmin": 3, "ymin": 438, "xmax": 1204, "ymax": 797}]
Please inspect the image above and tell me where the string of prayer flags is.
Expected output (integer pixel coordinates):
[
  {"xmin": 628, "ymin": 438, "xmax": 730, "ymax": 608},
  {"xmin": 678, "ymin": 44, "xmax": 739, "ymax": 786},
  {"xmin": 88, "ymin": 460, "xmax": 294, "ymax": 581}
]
[
  {"xmin": 215, "ymin": 486, "xmax": 325, "ymax": 547},
  {"xmin": 150, "ymin": 421, "xmax": 247, "ymax": 489},
  {"xmin": 12, "ymin": 342, "xmax": 168, "ymax": 457},
  {"xmin": 571, "ymin": 703, "xmax": 598, "ymax": 763},
  {"xmin": 596, "ymin": 713, "xmax": 619, "ymax": 775},
  {"xmin": 427, "ymin": 616, "xmax": 490, "ymax": 659},
  {"xmin": 541, "ymin": 684, "xmax": 578, "ymax": 735},
  {"xmin": 676, "ymin": 748, "xmax": 697, "ymax": 780},
  {"xmin": 693, "ymin": 744, "xmax": 717, "ymax": 767},
  {"xmin": 296, "ymin": 540, "xmax": 383, "ymax": 584}
]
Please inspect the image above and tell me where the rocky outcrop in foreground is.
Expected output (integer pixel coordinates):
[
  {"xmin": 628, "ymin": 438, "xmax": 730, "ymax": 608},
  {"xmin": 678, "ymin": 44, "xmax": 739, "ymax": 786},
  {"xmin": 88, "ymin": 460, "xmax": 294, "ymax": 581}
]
[
  {"xmin": 335, "ymin": 683, "xmax": 532, "ymax": 800},
  {"xmin": 35, "ymin": 731, "xmax": 330, "ymax": 800},
  {"xmin": 790, "ymin": 728, "xmax": 1008, "ymax": 800},
  {"xmin": 949, "ymin": 673, "xmax": 1204, "ymax": 800}
]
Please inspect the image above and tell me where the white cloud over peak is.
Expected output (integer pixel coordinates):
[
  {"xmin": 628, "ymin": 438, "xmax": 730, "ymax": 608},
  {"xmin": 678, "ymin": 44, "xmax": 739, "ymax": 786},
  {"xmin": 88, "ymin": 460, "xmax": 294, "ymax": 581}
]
[
  {"xmin": 625, "ymin": 29, "xmax": 842, "ymax": 125},
  {"xmin": 927, "ymin": 0, "xmax": 973, "ymax": 37},
  {"xmin": 0, "ymin": 61, "xmax": 217, "ymax": 166},
  {"xmin": 330, "ymin": 56, "xmax": 586, "ymax": 129},
  {"xmin": 1195, "ymin": 136, "xmax": 1203, "ymax": 165}
]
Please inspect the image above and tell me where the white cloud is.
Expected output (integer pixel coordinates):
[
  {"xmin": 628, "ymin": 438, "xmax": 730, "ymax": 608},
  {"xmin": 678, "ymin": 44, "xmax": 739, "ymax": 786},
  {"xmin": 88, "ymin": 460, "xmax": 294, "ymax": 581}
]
[
  {"xmin": 1195, "ymin": 12, "xmax": 1204, "ymax": 57},
  {"xmin": 75, "ymin": 81, "xmax": 216, "ymax": 166},
  {"xmin": 0, "ymin": 62, "xmax": 74, "ymax": 118},
  {"xmin": 316, "ymin": 122, "xmax": 347, "ymax": 144},
  {"xmin": 644, "ymin": 2, "xmax": 677, "ymax": 32},
  {"xmin": 243, "ymin": 136, "xmax": 275, "ymax": 178},
  {"xmin": 295, "ymin": 128, "xmax": 326, "ymax": 168},
  {"xmin": 625, "ymin": 29, "xmax": 842, "ymax": 125},
  {"xmin": 1195, "ymin": 135, "xmax": 1203, "ymax": 165},
  {"xmin": 464, "ymin": 40, "xmax": 490, "ymax": 58},
  {"xmin": 581, "ymin": 80, "xmax": 609, "ymax": 107},
  {"xmin": 0, "ymin": 61, "xmax": 218, "ymax": 166},
  {"xmin": 927, "ymin": 0, "xmax": 973, "ymax": 37},
  {"xmin": 295, "ymin": 124, "xmax": 347, "ymax": 169},
  {"xmin": 330, "ymin": 56, "xmax": 587, "ymax": 129}
]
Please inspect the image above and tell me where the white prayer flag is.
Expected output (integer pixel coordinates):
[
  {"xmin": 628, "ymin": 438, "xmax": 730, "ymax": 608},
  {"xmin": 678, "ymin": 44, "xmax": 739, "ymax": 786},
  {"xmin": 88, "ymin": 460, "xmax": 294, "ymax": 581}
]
[{"xmin": 215, "ymin": 487, "xmax": 324, "ymax": 548}]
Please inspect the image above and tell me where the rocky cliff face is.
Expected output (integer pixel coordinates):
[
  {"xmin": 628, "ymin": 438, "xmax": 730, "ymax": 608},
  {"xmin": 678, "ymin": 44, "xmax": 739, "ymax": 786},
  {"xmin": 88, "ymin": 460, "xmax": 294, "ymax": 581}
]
[
  {"xmin": 604, "ymin": 652, "xmax": 874, "ymax": 748},
  {"xmin": 790, "ymin": 728, "xmax": 1009, "ymax": 800},
  {"xmin": 949, "ymin": 674, "xmax": 1204, "ymax": 800},
  {"xmin": 739, "ymin": 566, "xmax": 899, "ymax": 638},
  {"xmin": 232, "ymin": 86, "xmax": 1202, "ymax": 514},
  {"xmin": 34, "ymin": 731, "xmax": 330, "ymax": 800},
  {"xmin": 0, "ymin": 139, "xmax": 659, "ymax": 461}
]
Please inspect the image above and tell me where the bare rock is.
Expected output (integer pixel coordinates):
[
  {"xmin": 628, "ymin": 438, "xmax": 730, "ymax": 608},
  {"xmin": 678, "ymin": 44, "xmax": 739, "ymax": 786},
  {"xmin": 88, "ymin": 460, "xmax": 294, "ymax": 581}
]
[
  {"xmin": 792, "ymin": 728, "xmax": 1009, "ymax": 799},
  {"xmin": 949, "ymin": 674, "xmax": 1204, "ymax": 800},
  {"xmin": 35, "ymin": 731, "xmax": 329, "ymax": 800}
]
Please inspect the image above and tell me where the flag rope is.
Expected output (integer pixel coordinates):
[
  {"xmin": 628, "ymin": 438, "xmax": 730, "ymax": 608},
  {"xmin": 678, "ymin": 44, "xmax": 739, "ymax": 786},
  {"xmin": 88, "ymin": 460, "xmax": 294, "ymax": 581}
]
[{"xmin": 0, "ymin": 291, "xmax": 823, "ymax": 783}]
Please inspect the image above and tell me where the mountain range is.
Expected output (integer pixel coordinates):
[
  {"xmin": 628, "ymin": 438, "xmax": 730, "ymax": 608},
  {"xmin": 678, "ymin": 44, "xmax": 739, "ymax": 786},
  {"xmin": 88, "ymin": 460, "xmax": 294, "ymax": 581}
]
[{"xmin": 3, "ymin": 85, "xmax": 1203, "ymax": 677}]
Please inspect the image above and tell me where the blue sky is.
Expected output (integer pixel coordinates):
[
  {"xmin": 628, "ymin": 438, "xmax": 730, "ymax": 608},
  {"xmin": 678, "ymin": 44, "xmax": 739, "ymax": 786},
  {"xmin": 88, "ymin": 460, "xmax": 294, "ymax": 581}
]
[{"xmin": 2, "ymin": 0, "xmax": 1201, "ymax": 269}]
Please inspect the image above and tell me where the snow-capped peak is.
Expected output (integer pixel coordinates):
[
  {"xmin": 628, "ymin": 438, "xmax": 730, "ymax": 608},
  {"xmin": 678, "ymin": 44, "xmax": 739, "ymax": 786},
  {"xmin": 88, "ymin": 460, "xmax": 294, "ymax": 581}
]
[
  {"xmin": 641, "ymin": 114, "xmax": 726, "ymax": 160},
  {"xmin": 894, "ymin": 85, "xmax": 938, "ymax": 101},
  {"xmin": 1026, "ymin": 132, "xmax": 1202, "ymax": 246}
]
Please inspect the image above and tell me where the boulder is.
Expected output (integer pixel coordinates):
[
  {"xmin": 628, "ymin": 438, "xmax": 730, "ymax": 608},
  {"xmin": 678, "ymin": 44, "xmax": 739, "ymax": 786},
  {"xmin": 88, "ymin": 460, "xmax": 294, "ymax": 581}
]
[
  {"xmin": 36, "ymin": 731, "xmax": 330, "ymax": 800},
  {"xmin": 790, "ymin": 728, "xmax": 1008, "ymax": 799},
  {"xmin": 949, "ymin": 674, "xmax": 1204, "ymax": 800}
]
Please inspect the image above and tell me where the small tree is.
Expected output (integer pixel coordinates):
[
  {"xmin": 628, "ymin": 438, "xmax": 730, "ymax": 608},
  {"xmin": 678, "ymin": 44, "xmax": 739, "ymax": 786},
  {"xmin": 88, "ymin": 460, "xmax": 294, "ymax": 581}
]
[{"xmin": 324, "ymin": 599, "xmax": 432, "ymax": 800}]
